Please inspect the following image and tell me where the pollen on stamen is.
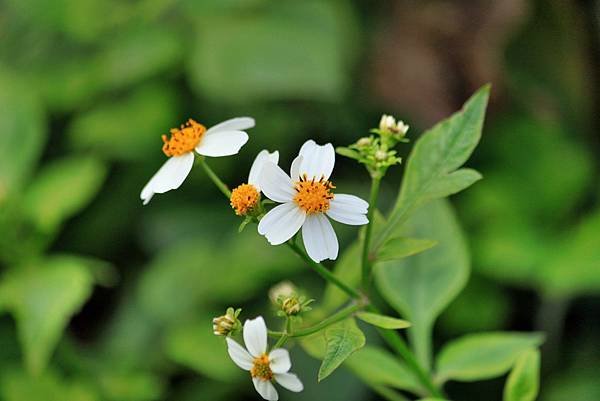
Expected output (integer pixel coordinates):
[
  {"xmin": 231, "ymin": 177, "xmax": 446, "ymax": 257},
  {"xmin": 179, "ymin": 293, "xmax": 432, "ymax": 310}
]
[
  {"xmin": 230, "ymin": 183, "xmax": 260, "ymax": 216},
  {"xmin": 251, "ymin": 354, "xmax": 273, "ymax": 381},
  {"xmin": 293, "ymin": 174, "xmax": 335, "ymax": 214},
  {"xmin": 162, "ymin": 119, "xmax": 206, "ymax": 157}
]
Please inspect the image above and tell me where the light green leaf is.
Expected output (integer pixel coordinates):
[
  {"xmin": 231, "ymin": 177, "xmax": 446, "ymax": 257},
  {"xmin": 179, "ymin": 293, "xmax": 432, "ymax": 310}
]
[
  {"xmin": 0, "ymin": 256, "xmax": 95, "ymax": 374},
  {"xmin": 318, "ymin": 318, "xmax": 365, "ymax": 381},
  {"xmin": 355, "ymin": 312, "xmax": 410, "ymax": 329},
  {"xmin": 376, "ymin": 237, "xmax": 438, "ymax": 262},
  {"xmin": 68, "ymin": 85, "xmax": 179, "ymax": 161},
  {"xmin": 543, "ymin": 209, "xmax": 600, "ymax": 297},
  {"xmin": 375, "ymin": 200, "xmax": 469, "ymax": 369},
  {"xmin": 0, "ymin": 72, "xmax": 46, "ymax": 201},
  {"xmin": 164, "ymin": 317, "xmax": 240, "ymax": 381},
  {"xmin": 435, "ymin": 332, "xmax": 544, "ymax": 383},
  {"xmin": 1, "ymin": 368, "xmax": 99, "ymax": 401},
  {"xmin": 375, "ymin": 85, "xmax": 489, "ymax": 249},
  {"xmin": 503, "ymin": 349, "xmax": 540, "ymax": 401},
  {"xmin": 188, "ymin": 1, "xmax": 357, "ymax": 102},
  {"xmin": 422, "ymin": 168, "xmax": 482, "ymax": 200},
  {"xmin": 23, "ymin": 156, "xmax": 107, "ymax": 233},
  {"xmin": 345, "ymin": 346, "xmax": 422, "ymax": 393}
]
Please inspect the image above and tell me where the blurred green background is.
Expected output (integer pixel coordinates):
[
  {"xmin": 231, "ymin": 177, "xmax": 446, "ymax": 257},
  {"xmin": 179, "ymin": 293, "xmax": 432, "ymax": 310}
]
[{"xmin": 0, "ymin": 0, "xmax": 599, "ymax": 400}]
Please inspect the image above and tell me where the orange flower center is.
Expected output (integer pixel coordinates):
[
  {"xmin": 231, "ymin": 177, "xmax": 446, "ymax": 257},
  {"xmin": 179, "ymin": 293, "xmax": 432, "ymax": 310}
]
[
  {"xmin": 162, "ymin": 119, "xmax": 206, "ymax": 157},
  {"xmin": 230, "ymin": 184, "xmax": 260, "ymax": 216},
  {"xmin": 251, "ymin": 354, "xmax": 273, "ymax": 381},
  {"xmin": 293, "ymin": 174, "xmax": 335, "ymax": 214}
]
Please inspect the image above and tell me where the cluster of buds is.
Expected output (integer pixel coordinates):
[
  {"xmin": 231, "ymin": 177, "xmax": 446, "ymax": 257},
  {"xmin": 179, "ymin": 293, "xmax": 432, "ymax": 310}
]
[
  {"xmin": 212, "ymin": 307, "xmax": 242, "ymax": 336},
  {"xmin": 269, "ymin": 281, "xmax": 314, "ymax": 319},
  {"xmin": 336, "ymin": 114, "xmax": 409, "ymax": 178}
]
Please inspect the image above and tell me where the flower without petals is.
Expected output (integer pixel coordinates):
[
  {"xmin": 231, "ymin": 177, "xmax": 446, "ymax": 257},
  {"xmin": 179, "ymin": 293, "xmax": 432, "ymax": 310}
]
[
  {"xmin": 226, "ymin": 317, "xmax": 303, "ymax": 401},
  {"xmin": 230, "ymin": 150, "xmax": 279, "ymax": 216},
  {"xmin": 258, "ymin": 140, "xmax": 369, "ymax": 263},
  {"xmin": 140, "ymin": 117, "xmax": 254, "ymax": 205}
]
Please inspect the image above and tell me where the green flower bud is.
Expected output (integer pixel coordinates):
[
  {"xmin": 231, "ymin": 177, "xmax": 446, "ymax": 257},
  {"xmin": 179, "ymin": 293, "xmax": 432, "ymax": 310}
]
[{"xmin": 212, "ymin": 307, "xmax": 242, "ymax": 336}]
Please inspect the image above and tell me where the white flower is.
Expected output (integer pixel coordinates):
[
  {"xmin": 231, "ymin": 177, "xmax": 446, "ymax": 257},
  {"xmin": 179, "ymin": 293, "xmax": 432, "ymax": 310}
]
[
  {"xmin": 226, "ymin": 317, "xmax": 303, "ymax": 401},
  {"xmin": 258, "ymin": 140, "xmax": 369, "ymax": 262},
  {"xmin": 379, "ymin": 114, "xmax": 409, "ymax": 135},
  {"xmin": 140, "ymin": 117, "xmax": 254, "ymax": 205},
  {"xmin": 230, "ymin": 150, "xmax": 279, "ymax": 216}
]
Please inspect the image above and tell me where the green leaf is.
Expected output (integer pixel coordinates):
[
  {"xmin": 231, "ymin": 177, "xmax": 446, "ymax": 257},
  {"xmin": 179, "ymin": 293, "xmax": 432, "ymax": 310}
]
[
  {"xmin": 0, "ymin": 71, "xmax": 46, "ymax": 201},
  {"xmin": 164, "ymin": 317, "xmax": 240, "ymax": 381},
  {"xmin": 375, "ymin": 200, "xmax": 469, "ymax": 368},
  {"xmin": 318, "ymin": 318, "xmax": 365, "ymax": 381},
  {"xmin": 503, "ymin": 349, "xmax": 540, "ymax": 401},
  {"xmin": 376, "ymin": 237, "xmax": 438, "ymax": 262},
  {"xmin": 375, "ymin": 85, "xmax": 489, "ymax": 248},
  {"xmin": 1, "ymin": 368, "xmax": 99, "ymax": 401},
  {"xmin": 188, "ymin": 1, "xmax": 357, "ymax": 102},
  {"xmin": 23, "ymin": 156, "xmax": 107, "ymax": 233},
  {"xmin": 542, "ymin": 209, "xmax": 600, "ymax": 297},
  {"xmin": 345, "ymin": 346, "xmax": 422, "ymax": 393},
  {"xmin": 0, "ymin": 256, "xmax": 95, "ymax": 374},
  {"xmin": 355, "ymin": 312, "xmax": 410, "ymax": 329},
  {"xmin": 67, "ymin": 85, "xmax": 180, "ymax": 161},
  {"xmin": 435, "ymin": 332, "xmax": 544, "ymax": 383}
]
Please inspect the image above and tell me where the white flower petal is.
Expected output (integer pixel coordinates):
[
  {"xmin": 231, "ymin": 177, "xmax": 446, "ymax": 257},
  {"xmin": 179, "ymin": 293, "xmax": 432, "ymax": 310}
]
[
  {"xmin": 253, "ymin": 378, "xmax": 279, "ymax": 401},
  {"xmin": 195, "ymin": 130, "xmax": 248, "ymax": 157},
  {"xmin": 302, "ymin": 214, "xmax": 339, "ymax": 262},
  {"xmin": 290, "ymin": 155, "xmax": 303, "ymax": 181},
  {"xmin": 269, "ymin": 349, "xmax": 291, "ymax": 374},
  {"xmin": 140, "ymin": 152, "xmax": 194, "ymax": 205},
  {"xmin": 243, "ymin": 317, "xmax": 268, "ymax": 357},
  {"xmin": 274, "ymin": 373, "xmax": 304, "ymax": 392},
  {"xmin": 206, "ymin": 117, "xmax": 255, "ymax": 134},
  {"xmin": 258, "ymin": 203, "xmax": 306, "ymax": 245},
  {"xmin": 298, "ymin": 139, "xmax": 335, "ymax": 180},
  {"xmin": 260, "ymin": 162, "xmax": 295, "ymax": 203},
  {"xmin": 326, "ymin": 194, "xmax": 369, "ymax": 225},
  {"xmin": 226, "ymin": 337, "xmax": 253, "ymax": 371},
  {"xmin": 248, "ymin": 150, "xmax": 279, "ymax": 189}
]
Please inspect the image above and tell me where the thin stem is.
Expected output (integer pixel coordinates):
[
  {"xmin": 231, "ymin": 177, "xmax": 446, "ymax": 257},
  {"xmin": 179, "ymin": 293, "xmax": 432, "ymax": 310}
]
[
  {"xmin": 361, "ymin": 176, "xmax": 381, "ymax": 290},
  {"xmin": 270, "ymin": 303, "xmax": 363, "ymax": 338},
  {"xmin": 369, "ymin": 304, "xmax": 444, "ymax": 398},
  {"xmin": 372, "ymin": 386, "xmax": 411, "ymax": 401},
  {"xmin": 197, "ymin": 156, "xmax": 231, "ymax": 198},
  {"xmin": 286, "ymin": 240, "xmax": 362, "ymax": 300},
  {"xmin": 272, "ymin": 333, "xmax": 288, "ymax": 349}
]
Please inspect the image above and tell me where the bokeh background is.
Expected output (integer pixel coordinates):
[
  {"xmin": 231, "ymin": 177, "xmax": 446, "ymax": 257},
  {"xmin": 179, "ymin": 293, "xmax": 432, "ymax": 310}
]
[{"xmin": 1, "ymin": 0, "xmax": 599, "ymax": 400}]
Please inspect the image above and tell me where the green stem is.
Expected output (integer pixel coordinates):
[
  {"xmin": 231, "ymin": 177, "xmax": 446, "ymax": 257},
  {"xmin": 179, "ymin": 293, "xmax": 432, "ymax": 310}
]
[
  {"xmin": 369, "ymin": 304, "xmax": 444, "ymax": 398},
  {"xmin": 286, "ymin": 240, "xmax": 361, "ymax": 300},
  {"xmin": 272, "ymin": 333, "xmax": 288, "ymax": 349},
  {"xmin": 197, "ymin": 156, "xmax": 231, "ymax": 198},
  {"xmin": 270, "ymin": 303, "xmax": 362, "ymax": 338},
  {"xmin": 372, "ymin": 386, "xmax": 411, "ymax": 401},
  {"xmin": 361, "ymin": 176, "xmax": 381, "ymax": 290}
]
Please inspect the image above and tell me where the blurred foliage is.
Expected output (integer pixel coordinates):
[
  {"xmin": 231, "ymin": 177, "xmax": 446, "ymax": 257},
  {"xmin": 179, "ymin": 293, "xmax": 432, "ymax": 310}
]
[{"xmin": 0, "ymin": 0, "xmax": 598, "ymax": 400}]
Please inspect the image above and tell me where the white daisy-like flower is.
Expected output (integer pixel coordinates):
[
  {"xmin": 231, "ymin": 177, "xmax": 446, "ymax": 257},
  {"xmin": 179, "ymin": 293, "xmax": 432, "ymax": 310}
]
[
  {"xmin": 230, "ymin": 150, "xmax": 279, "ymax": 216},
  {"xmin": 226, "ymin": 317, "xmax": 303, "ymax": 401},
  {"xmin": 140, "ymin": 117, "xmax": 255, "ymax": 205},
  {"xmin": 258, "ymin": 140, "xmax": 369, "ymax": 263}
]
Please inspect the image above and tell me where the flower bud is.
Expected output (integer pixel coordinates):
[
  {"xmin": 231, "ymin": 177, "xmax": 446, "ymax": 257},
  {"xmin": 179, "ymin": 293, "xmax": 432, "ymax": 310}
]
[
  {"xmin": 212, "ymin": 307, "xmax": 242, "ymax": 336},
  {"xmin": 269, "ymin": 281, "xmax": 297, "ymax": 305},
  {"xmin": 375, "ymin": 150, "xmax": 388, "ymax": 161},
  {"xmin": 379, "ymin": 114, "xmax": 409, "ymax": 136},
  {"xmin": 356, "ymin": 137, "xmax": 372, "ymax": 147}
]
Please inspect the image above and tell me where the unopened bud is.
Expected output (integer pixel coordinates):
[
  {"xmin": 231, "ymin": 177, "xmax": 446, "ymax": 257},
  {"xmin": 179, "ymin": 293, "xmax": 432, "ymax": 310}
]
[
  {"xmin": 356, "ymin": 137, "xmax": 372, "ymax": 147},
  {"xmin": 269, "ymin": 281, "xmax": 297, "ymax": 304},
  {"xmin": 212, "ymin": 307, "xmax": 241, "ymax": 336},
  {"xmin": 375, "ymin": 150, "xmax": 388, "ymax": 161},
  {"xmin": 379, "ymin": 114, "xmax": 409, "ymax": 136}
]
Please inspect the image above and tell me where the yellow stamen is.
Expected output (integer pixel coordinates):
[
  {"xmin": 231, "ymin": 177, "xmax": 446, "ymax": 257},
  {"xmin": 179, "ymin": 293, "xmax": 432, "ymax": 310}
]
[
  {"xmin": 230, "ymin": 184, "xmax": 260, "ymax": 216},
  {"xmin": 162, "ymin": 119, "xmax": 206, "ymax": 157},
  {"xmin": 293, "ymin": 174, "xmax": 335, "ymax": 214},
  {"xmin": 251, "ymin": 354, "xmax": 273, "ymax": 381}
]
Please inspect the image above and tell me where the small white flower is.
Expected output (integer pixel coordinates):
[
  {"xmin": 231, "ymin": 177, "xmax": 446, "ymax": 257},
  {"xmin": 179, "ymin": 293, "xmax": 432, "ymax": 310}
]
[
  {"xmin": 140, "ymin": 117, "xmax": 255, "ymax": 205},
  {"xmin": 230, "ymin": 150, "xmax": 279, "ymax": 216},
  {"xmin": 226, "ymin": 317, "xmax": 303, "ymax": 401},
  {"xmin": 258, "ymin": 140, "xmax": 369, "ymax": 263},
  {"xmin": 379, "ymin": 114, "xmax": 409, "ymax": 135}
]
